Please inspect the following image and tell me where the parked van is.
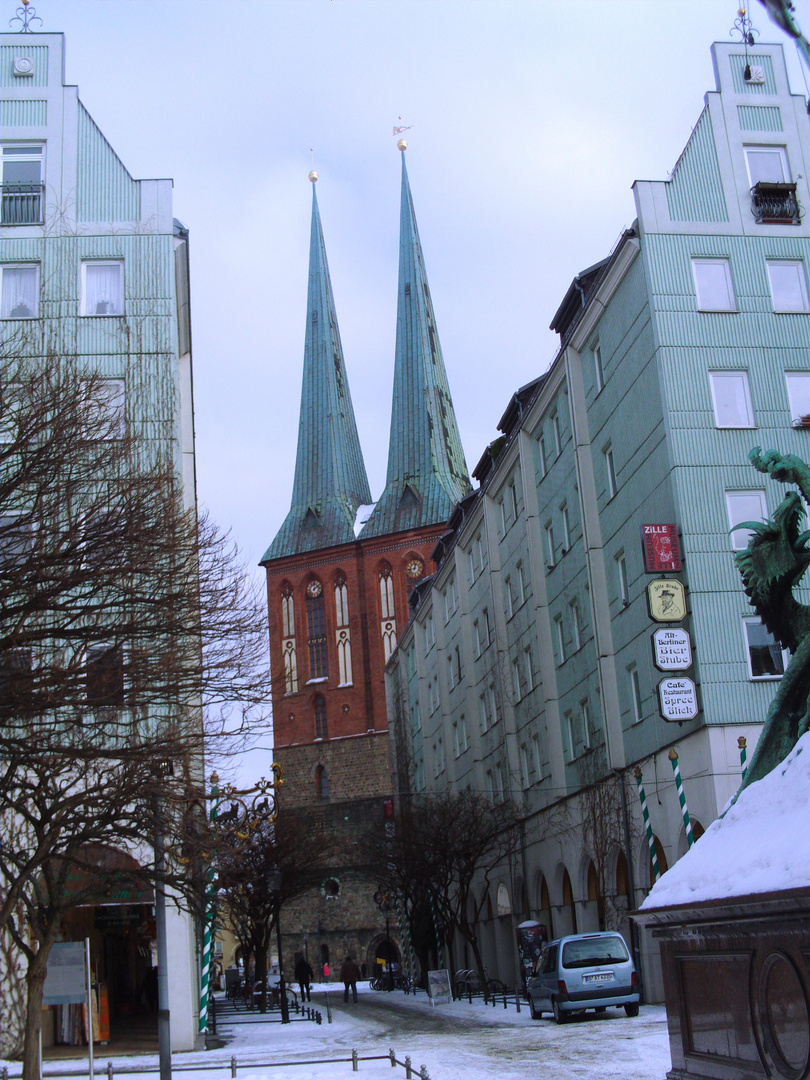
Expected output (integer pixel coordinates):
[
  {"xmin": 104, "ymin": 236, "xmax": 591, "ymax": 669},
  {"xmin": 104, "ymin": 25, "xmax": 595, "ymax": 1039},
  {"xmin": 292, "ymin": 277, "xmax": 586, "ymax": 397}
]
[{"xmin": 526, "ymin": 931, "xmax": 639, "ymax": 1024}]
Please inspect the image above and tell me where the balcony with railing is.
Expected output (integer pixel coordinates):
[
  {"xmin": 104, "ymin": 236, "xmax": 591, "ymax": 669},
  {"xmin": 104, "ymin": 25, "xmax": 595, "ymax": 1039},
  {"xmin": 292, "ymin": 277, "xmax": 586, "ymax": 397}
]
[
  {"xmin": 750, "ymin": 181, "xmax": 801, "ymax": 225},
  {"xmin": 1, "ymin": 182, "xmax": 44, "ymax": 225}
]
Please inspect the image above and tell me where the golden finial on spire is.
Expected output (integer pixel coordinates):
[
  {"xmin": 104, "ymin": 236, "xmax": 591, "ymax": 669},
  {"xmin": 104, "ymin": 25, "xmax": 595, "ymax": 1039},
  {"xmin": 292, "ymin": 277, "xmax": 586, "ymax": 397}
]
[
  {"xmin": 397, "ymin": 139, "xmax": 407, "ymax": 152},
  {"xmin": 308, "ymin": 171, "xmax": 318, "ymax": 182}
]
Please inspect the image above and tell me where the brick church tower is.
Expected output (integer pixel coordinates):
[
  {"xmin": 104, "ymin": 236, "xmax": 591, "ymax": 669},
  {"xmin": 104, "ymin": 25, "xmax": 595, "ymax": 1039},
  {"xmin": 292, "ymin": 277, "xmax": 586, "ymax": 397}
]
[{"xmin": 261, "ymin": 146, "xmax": 470, "ymax": 976}]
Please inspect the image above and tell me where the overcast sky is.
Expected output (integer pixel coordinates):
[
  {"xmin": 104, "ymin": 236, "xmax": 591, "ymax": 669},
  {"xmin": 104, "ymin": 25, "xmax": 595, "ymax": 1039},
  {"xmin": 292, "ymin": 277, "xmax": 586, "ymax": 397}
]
[{"xmin": 35, "ymin": 0, "xmax": 807, "ymax": 571}]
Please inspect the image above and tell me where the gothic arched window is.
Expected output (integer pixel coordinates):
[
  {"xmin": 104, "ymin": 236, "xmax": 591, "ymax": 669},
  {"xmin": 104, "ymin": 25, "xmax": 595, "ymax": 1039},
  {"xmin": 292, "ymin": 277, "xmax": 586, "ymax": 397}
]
[
  {"xmin": 334, "ymin": 576, "xmax": 353, "ymax": 685},
  {"xmin": 314, "ymin": 694, "xmax": 328, "ymax": 740},
  {"xmin": 280, "ymin": 586, "xmax": 298, "ymax": 694},
  {"xmin": 314, "ymin": 763, "xmax": 329, "ymax": 801},
  {"xmin": 306, "ymin": 579, "xmax": 328, "ymax": 680},
  {"xmin": 379, "ymin": 564, "xmax": 397, "ymax": 662}
]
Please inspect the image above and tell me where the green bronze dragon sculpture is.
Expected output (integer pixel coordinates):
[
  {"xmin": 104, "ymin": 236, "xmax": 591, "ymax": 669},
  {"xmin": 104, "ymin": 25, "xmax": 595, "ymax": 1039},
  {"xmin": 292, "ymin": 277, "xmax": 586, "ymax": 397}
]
[{"xmin": 733, "ymin": 448, "xmax": 810, "ymax": 793}]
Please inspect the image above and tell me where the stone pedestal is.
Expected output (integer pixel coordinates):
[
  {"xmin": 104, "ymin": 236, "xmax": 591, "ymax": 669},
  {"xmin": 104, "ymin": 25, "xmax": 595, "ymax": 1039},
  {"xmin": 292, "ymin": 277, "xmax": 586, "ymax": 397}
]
[{"xmin": 635, "ymin": 889, "xmax": 810, "ymax": 1080}]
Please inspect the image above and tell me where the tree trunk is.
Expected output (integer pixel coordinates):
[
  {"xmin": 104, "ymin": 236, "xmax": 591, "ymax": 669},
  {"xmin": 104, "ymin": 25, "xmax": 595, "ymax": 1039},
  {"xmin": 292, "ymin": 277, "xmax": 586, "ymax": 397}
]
[
  {"xmin": 254, "ymin": 937, "xmax": 268, "ymax": 1014},
  {"xmin": 22, "ymin": 938, "xmax": 52, "ymax": 1080}
]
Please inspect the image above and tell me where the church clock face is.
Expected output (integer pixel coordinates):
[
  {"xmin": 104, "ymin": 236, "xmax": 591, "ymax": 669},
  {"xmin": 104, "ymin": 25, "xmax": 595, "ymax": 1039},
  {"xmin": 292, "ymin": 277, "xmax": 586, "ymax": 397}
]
[
  {"xmin": 306, "ymin": 580, "xmax": 322, "ymax": 598},
  {"xmin": 406, "ymin": 558, "xmax": 424, "ymax": 580}
]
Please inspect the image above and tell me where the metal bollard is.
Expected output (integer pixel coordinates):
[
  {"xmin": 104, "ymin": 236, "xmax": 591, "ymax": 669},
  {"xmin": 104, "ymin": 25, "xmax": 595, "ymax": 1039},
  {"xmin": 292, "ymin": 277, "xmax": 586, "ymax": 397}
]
[
  {"xmin": 404, "ymin": 1055, "xmax": 412, "ymax": 1079},
  {"xmin": 419, "ymin": 1067, "xmax": 430, "ymax": 1080},
  {"xmin": 1, "ymin": 1066, "xmax": 7, "ymax": 1080},
  {"xmin": 389, "ymin": 1048, "xmax": 396, "ymax": 1067},
  {"xmin": 515, "ymin": 990, "xmax": 521, "ymax": 1014},
  {"xmin": 107, "ymin": 1062, "xmax": 114, "ymax": 1080},
  {"xmin": 230, "ymin": 1056, "xmax": 237, "ymax": 1078},
  {"xmin": 352, "ymin": 1049, "xmax": 358, "ymax": 1072},
  {"xmin": 325, "ymin": 990, "xmax": 332, "ymax": 1024}
]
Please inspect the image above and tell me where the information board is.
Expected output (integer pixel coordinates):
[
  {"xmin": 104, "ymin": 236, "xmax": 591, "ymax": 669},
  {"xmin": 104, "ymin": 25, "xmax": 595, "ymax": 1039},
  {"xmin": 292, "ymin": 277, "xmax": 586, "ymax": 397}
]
[
  {"xmin": 658, "ymin": 677, "xmax": 699, "ymax": 721},
  {"xmin": 43, "ymin": 941, "xmax": 86, "ymax": 1005},
  {"xmin": 427, "ymin": 969, "xmax": 452, "ymax": 1005}
]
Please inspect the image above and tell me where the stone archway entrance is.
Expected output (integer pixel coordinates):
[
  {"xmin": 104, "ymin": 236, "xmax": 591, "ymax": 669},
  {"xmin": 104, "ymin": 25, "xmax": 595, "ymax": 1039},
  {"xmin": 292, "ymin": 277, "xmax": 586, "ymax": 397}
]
[{"xmin": 367, "ymin": 934, "xmax": 401, "ymax": 985}]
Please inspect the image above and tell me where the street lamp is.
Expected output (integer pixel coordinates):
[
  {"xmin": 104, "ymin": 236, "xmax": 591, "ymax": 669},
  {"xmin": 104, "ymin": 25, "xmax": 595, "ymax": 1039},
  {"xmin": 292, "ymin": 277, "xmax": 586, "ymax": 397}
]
[
  {"xmin": 373, "ymin": 887, "xmax": 395, "ymax": 992},
  {"xmin": 267, "ymin": 867, "xmax": 289, "ymax": 1023}
]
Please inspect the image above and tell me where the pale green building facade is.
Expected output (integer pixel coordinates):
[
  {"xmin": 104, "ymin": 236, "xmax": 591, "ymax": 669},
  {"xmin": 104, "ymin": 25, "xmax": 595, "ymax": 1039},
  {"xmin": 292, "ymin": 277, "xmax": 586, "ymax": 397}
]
[{"xmin": 384, "ymin": 41, "xmax": 809, "ymax": 1000}]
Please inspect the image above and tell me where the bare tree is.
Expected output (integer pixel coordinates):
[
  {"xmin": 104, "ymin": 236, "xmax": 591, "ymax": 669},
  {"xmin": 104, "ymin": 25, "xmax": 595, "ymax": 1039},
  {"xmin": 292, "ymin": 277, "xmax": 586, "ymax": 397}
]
[
  {"xmin": 0, "ymin": 348, "xmax": 270, "ymax": 1074},
  {"xmin": 379, "ymin": 791, "xmax": 520, "ymax": 996}
]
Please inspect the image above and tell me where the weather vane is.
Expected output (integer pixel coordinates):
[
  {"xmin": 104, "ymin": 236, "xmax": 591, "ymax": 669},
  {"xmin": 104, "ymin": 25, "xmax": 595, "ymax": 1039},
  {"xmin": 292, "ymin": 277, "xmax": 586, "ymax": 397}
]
[
  {"xmin": 730, "ymin": 7, "xmax": 760, "ymax": 81},
  {"xmin": 393, "ymin": 116, "xmax": 413, "ymax": 137},
  {"xmin": 10, "ymin": 0, "xmax": 42, "ymax": 32}
]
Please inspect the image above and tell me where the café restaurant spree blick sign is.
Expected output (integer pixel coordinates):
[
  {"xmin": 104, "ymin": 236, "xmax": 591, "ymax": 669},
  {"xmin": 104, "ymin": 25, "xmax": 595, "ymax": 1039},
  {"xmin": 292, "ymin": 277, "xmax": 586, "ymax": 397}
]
[{"xmin": 642, "ymin": 524, "xmax": 682, "ymax": 573}]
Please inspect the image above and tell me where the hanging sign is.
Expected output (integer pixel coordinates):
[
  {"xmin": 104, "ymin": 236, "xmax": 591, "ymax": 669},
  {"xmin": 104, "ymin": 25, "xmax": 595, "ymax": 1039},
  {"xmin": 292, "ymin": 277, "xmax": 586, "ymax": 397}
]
[
  {"xmin": 652, "ymin": 627, "xmax": 693, "ymax": 671},
  {"xmin": 647, "ymin": 579, "xmax": 687, "ymax": 622},
  {"xmin": 658, "ymin": 677, "xmax": 699, "ymax": 721},
  {"xmin": 641, "ymin": 524, "xmax": 682, "ymax": 573}
]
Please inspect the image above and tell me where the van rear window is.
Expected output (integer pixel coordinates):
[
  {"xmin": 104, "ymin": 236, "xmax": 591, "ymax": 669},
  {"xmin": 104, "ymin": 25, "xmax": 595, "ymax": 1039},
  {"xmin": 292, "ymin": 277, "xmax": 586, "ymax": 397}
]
[{"xmin": 561, "ymin": 936, "xmax": 629, "ymax": 968}]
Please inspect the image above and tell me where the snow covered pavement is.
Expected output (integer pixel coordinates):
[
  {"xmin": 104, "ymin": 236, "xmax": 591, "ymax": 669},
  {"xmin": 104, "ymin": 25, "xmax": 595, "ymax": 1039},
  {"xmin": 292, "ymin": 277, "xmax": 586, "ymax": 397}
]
[{"xmin": 21, "ymin": 984, "xmax": 672, "ymax": 1080}]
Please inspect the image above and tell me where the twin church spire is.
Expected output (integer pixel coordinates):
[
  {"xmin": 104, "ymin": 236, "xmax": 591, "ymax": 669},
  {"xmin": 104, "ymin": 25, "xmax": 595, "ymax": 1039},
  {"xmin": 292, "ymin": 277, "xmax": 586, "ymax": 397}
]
[{"xmin": 263, "ymin": 149, "xmax": 470, "ymax": 563}]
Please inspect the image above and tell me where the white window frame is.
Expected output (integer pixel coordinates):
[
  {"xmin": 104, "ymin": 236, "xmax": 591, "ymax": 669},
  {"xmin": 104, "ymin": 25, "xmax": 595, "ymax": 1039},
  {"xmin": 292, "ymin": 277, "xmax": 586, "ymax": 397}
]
[
  {"xmin": 537, "ymin": 432, "xmax": 547, "ymax": 477},
  {"xmin": 498, "ymin": 498, "xmax": 507, "ymax": 537},
  {"xmin": 523, "ymin": 646, "xmax": 534, "ymax": 693},
  {"xmin": 1, "ymin": 263, "xmax": 39, "ymax": 318},
  {"xmin": 564, "ymin": 710, "xmax": 575, "ymax": 760},
  {"xmin": 81, "ymin": 260, "xmax": 124, "ymax": 317},
  {"xmin": 767, "ymin": 259, "xmax": 809, "ymax": 313},
  {"xmin": 560, "ymin": 503, "xmax": 570, "ymax": 551},
  {"xmin": 742, "ymin": 616, "xmax": 788, "ymax": 680},
  {"xmin": 512, "ymin": 656, "xmax": 521, "ymax": 703},
  {"xmin": 785, "ymin": 372, "xmax": 810, "ymax": 425},
  {"xmin": 482, "ymin": 607, "xmax": 491, "ymax": 648},
  {"xmin": 519, "ymin": 743, "xmax": 530, "ymax": 790},
  {"xmin": 616, "ymin": 552, "xmax": 629, "ymax": 606},
  {"xmin": 516, "ymin": 561, "xmax": 526, "ymax": 606},
  {"xmin": 593, "ymin": 342, "xmax": 604, "ymax": 393},
  {"xmin": 628, "ymin": 665, "xmax": 643, "ymax": 724},
  {"xmin": 580, "ymin": 698, "xmax": 591, "ymax": 749},
  {"xmin": 726, "ymin": 490, "xmax": 767, "ymax": 551},
  {"xmin": 692, "ymin": 258, "xmax": 736, "ymax": 312},
  {"xmin": 709, "ymin": 371, "xmax": 755, "ymax": 428},
  {"xmin": 544, "ymin": 521, "xmax": 555, "ymax": 567},
  {"xmin": 570, "ymin": 598, "xmax": 582, "ymax": 652},
  {"xmin": 604, "ymin": 445, "xmax": 617, "ymax": 499},
  {"xmin": 554, "ymin": 613, "xmax": 566, "ymax": 664},
  {"xmin": 744, "ymin": 144, "xmax": 788, "ymax": 186},
  {"xmin": 552, "ymin": 412, "xmax": 562, "ymax": 457},
  {"xmin": 531, "ymin": 734, "xmax": 542, "ymax": 781}
]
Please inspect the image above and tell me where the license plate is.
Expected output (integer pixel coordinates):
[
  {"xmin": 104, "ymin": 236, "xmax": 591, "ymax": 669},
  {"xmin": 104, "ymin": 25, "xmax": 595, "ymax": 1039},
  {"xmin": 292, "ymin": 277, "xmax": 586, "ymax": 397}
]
[{"xmin": 583, "ymin": 972, "xmax": 613, "ymax": 983}]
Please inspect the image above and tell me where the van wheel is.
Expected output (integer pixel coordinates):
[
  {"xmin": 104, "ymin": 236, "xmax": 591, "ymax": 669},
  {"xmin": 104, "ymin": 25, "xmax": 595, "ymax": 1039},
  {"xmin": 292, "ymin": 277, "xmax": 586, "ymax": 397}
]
[
  {"xmin": 624, "ymin": 1003, "xmax": 639, "ymax": 1017},
  {"xmin": 552, "ymin": 998, "xmax": 567, "ymax": 1025},
  {"xmin": 595, "ymin": 1007, "xmax": 606, "ymax": 1013},
  {"xmin": 528, "ymin": 995, "xmax": 542, "ymax": 1020}
]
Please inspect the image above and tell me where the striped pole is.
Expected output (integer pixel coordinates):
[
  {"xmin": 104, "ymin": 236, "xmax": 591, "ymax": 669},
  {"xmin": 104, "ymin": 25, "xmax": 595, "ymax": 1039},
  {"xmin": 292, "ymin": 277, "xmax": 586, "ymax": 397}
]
[
  {"xmin": 428, "ymin": 893, "xmax": 445, "ymax": 970},
  {"xmin": 634, "ymin": 766, "xmax": 660, "ymax": 882},
  {"xmin": 668, "ymin": 749, "xmax": 693, "ymax": 849},
  {"xmin": 738, "ymin": 736, "xmax": 748, "ymax": 781},
  {"xmin": 198, "ymin": 773, "xmax": 220, "ymax": 1034},
  {"xmin": 394, "ymin": 895, "xmax": 418, "ymax": 984}
]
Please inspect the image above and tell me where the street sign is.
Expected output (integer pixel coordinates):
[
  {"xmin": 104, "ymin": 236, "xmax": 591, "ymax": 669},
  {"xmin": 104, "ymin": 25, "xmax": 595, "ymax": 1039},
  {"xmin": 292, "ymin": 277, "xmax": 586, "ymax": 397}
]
[
  {"xmin": 641, "ymin": 524, "xmax": 682, "ymax": 572},
  {"xmin": 652, "ymin": 627, "xmax": 693, "ymax": 671},
  {"xmin": 658, "ymin": 677, "xmax": 699, "ymax": 721},
  {"xmin": 647, "ymin": 579, "xmax": 686, "ymax": 622}
]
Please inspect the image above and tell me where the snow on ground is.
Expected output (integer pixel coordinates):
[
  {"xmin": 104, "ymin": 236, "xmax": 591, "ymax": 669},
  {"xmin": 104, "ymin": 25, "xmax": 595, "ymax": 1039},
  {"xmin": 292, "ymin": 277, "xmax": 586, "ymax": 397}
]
[
  {"xmin": 10, "ymin": 983, "xmax": 673, "ymax": 1080},
  {"xmin": 641, "ymin": 731, "xmax": 810, "ymax": 910}
]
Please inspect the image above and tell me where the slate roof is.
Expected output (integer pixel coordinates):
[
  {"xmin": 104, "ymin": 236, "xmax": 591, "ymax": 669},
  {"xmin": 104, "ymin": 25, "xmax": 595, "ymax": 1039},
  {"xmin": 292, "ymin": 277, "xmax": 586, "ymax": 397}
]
[
  {"xmin": 361, "ymin": 152, "xmax": 471, "ymax": 538},
  {"xmin": 262, "ymin": 184, "xmax": 371, "ymax": 563}
]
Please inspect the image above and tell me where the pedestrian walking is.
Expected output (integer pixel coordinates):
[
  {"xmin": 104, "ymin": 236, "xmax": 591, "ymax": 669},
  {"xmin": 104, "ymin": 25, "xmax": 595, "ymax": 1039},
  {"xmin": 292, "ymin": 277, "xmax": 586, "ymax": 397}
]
[
  {"xmin": 340, "ymin": 955, "xmax": 361, "ymax": 1003},
  {"xmin": 295, "ymin": 956, "xmax": 314, "ymax": 1002}
]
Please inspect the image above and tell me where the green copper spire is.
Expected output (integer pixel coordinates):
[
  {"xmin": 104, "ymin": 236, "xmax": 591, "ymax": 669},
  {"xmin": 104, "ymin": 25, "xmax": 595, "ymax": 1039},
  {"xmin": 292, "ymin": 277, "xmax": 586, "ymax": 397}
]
[
  {"xmin": 262, "ymin": 178, "xmax": 372, "ymax": 563},
  {"xmin": 362, "ymin": 148, "xmax": 471, "ymax": 538}
]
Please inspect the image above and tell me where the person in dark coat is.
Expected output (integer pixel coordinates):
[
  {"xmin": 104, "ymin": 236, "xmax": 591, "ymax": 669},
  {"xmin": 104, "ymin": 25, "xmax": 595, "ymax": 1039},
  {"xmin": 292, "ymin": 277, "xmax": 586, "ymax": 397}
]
[
  {"xmin": 340, "ymin": 955, "xmax": 361, "ymax": 1003},
  {"xmin": 295, "ymin": 956, "xmax": 314, "ymax": 1002}
]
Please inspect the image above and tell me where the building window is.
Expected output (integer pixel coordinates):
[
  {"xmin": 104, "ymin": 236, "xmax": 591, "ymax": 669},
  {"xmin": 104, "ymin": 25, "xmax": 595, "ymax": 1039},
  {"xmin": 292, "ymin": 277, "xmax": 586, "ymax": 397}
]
[
  {"xmin": 710, "ymin": 371, "xmax": 754, "ymax": 428},
  {"xmin": 90, "ymin": 379, "xmax": 126, "ymax": 438},
  {"xmin": 593, "ymin": 343, "xmax": 604, "ymax": 393},
  {"xmin": 1, "ymin": 144, "xmax": 44, "ymax": 224},
  {"xmin": 604, "ymin": 445, "xmax": 617, "ymax": 499},
  {"xmin": 498, "ymin": 498, "xmax": 507, "ymax": 537},
  {"xmin": 314, "ymin": 763, "xmax": 329, "ymax": 800},
  {"xmin": 453, "ymin": 716, "xmax": 469, "ymax": 758},
  {"xmin": 379, "ymin": 565, "xmax": 397, "ymax": 662},
  {"xmin": 516, "ymin": 562, "xmax": 526, "ymax": 606},
  {"xmin": 743, "ymin": 617, "xmax": 787, "ymax": 679},
  {"xmin": 509, "ymin": 479, "xmax": 519, "ymax": 520},
  {"xmin": 512, "ymin": 656, "xmax": 521, "ymax": 702},
  {"xmin": 785, "ymin": 373, "xmax": 810, "ymax": 426},
  {"xmin": 726, "ymin": 490, "xmax": 767, "ymax": 551},
  {"xmin": 692, "ymin": 258, "xmax": 736, "ymax": 312},
  {"xmin": 424, "ymin": 610, "xmax": 435, "ymax": 653},
  {"xmin": 283, "ymin": 640, "xmax": 298, "ymax": 695},
  {"xmin": 531, "ymin": 734, "xmax": 542, "ymax": 781},
  {"xmin": 82, "ymin": 261, "xmax": 124, "ymax": 316},
  {"xmin": 570, "ymin": 598, "xmax": 582, "ymax": 652},
  {"xmin": 744, "ymin": 145, "xmax": 788, "ymax": 186},
  {"xmin": 544, "ymin": 521, "xmax": 555, "ymax": 567},
  {"xmin": 314, "ymin": 695, "xmax": 328, "ymax": 740},
  {"xmin": 554, "ymin": 614, "xmax": 566, "ymax": 664},
  {"xmin": 86, "ymin": 645, "xmax": 124, "ymax": 707},
  {"xmin": 281, "ymin": 588, "xmax": 295, "ymax": 638},
  {"xmin": 564, "ymin": 710, "xmax": 575, "ymax": 759},
  {"xmin": 1, "ymin": 264, "xmax": 38, "ymax": 318},
  {"xmin": 537, "ymin": 432, "xmax": 547, "ymax": 478},
  {"xmin": 504, "ymin": 576, "xmax": 514, "ymax": 619},
  {"xmin": 551, "ymin": 412, "xmax": 562, "ymax": 457},
  {"xmin": 443, "ymin": 573, "xmax": 459, "ymax": 622},
  {"xmin": 560, "ymin": 503, "xmax": 571, "ymax": 552},
  {"xmin": 0, "ymin": 648, "xmax": 33, "ymax": 719},
  {"xmin": 482, "ymin": 607, "xmax": 491, "ymax": 649},
  {"xmin": 767, "ymin": 260, "xmax": 809, "ymax": 313},
  {"xmin": 281, "ymin": 584, "xmax": 299, "ymax": 693},
  {"xmin": 473, "ymin": 618, "xmax": 482, "ymax": 658},
  {"xmin": 335, "ymin": 578, "xmax": 349, "ymax": 628},
  {"xmin": 616, "ymin": 552, "xmax": 629, "ymax": 606},
  {"xmin": 580, "ymin": 698, "xmax": 591, "ymax": 749},
  {"xmin": 334, "ymin": 577, "xmax": 353, "ymax": 685},
  {"xmin": 628, "ymin": 665, "xmax": 643, "ymax": 724},
  {"xmin": 306, "ymin": 579, "xmax": 328, "ymax": 679},
  {"xmin": 523, "ymin": 646, "xmax": 534, "ymax": 693},
  {"xmin": 519, "ymin": 744, "xmax": 530, "ymax": 790}
]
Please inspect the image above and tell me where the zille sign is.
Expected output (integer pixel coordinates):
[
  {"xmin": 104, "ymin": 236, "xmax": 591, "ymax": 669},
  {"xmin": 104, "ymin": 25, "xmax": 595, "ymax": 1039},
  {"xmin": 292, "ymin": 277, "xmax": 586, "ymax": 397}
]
[
  {"xmin": 641, "ymin": 524, "xmax": 682, "ymax": 573},
  {"xmin": 647, "ymin": 579, "xmax": 686, "ymax": 622}
]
